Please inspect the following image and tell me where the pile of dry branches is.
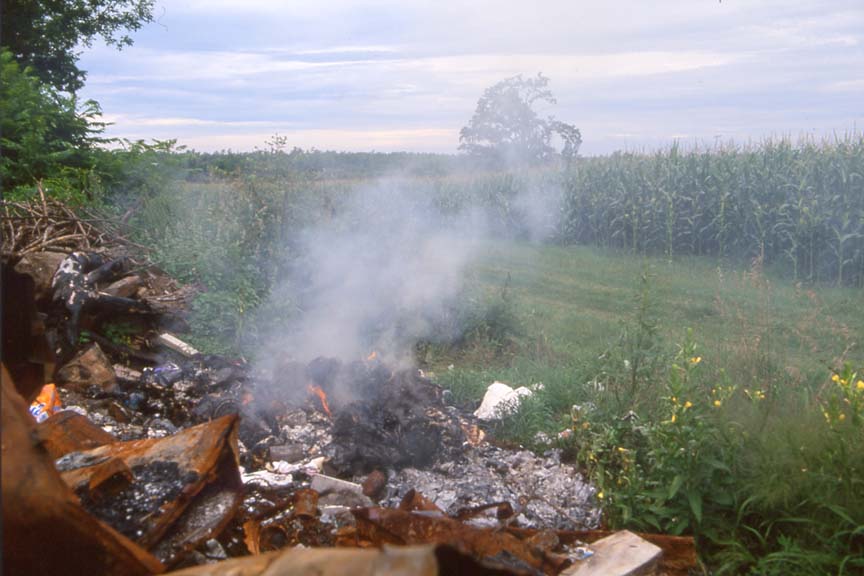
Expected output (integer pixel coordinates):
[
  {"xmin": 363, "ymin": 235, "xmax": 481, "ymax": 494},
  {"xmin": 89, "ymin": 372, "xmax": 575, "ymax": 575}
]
[{"xmin": 2, "ymin": 185, "xmax": 146, "ymax": 259}]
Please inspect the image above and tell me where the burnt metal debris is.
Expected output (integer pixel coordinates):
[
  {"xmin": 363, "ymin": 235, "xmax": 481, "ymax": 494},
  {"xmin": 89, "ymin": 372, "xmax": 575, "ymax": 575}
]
[
  {"xmin": 49, "ymin": 252, "xmax": 152, "ymax": 362},
  {"xmin": 1, "ymin": 199, "xmax": 697, "ymax": 575}
]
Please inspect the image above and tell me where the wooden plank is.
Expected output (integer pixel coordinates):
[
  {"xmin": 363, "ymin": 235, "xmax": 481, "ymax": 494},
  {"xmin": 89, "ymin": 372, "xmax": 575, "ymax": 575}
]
[
  {"xmin": 505, "ymin": 527, "xmax": 696, "ymax": 575},
  {"xmin": 563, "ymin": 530, "xmax": 662, "ymax": 576},
  {"xmin": 154, "ymin": 332, "xmax": 200, "ymax": 357}
]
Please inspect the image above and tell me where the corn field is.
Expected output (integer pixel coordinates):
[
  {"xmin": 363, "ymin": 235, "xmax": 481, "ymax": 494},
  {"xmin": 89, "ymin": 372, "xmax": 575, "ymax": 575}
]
[{"xmin": 560, "ymin": 136, "xmax": 864, "ymax": 287}]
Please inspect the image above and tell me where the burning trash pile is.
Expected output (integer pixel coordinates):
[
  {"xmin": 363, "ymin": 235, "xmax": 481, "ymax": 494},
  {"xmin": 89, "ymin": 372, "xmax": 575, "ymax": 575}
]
[{"xmin": 2, "ymin": 198, "xmax": 696, "ymax": 575}]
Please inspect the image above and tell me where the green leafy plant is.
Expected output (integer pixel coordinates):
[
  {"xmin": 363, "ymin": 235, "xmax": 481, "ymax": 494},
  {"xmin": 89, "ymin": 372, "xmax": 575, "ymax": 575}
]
[
  {"xmin": 0, "ymin": 49, "xmax": 104, "ymax": 194},
  {"xmin": 102, "ymin": 320, "xmax": 139, "ymax": 347}
]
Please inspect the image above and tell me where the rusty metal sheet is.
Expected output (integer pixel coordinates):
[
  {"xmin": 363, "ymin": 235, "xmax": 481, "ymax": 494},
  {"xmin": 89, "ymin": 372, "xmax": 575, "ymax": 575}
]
[
  {"xmin": 57, "ymin": 414, "xmax": 244, "ymax": 567},
  {"xmin": 293, "ymin": 488, "xmax": 320, "ymax": 518},
  {"xmin": 243, "ymin": 520, "xmax": 295, "ymax": 556},
  {"xmin": 86, "ymin": 455, "xmax": 134, "ymax": 494},
  {"xmin": 454, "ymin": 501, "xmax": 515, "ymax": 522},
  {"xmin": 1, "ymin": 363, "xmax": 164, "ymax": 576},
  {"xmin": 353, "ymin": 507, "xmax": 567, "ymax": 575},
  {"xmin": 397, "ymin": 488, "xmax": 442, "ymax": 513},
  {"xmin": 37, "ymin": 410, "xmax": 117, "ymax": 459}
]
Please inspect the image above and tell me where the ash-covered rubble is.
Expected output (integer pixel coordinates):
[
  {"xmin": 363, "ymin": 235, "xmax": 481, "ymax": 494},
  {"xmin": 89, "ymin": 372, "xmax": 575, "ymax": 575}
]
[
  {"xmin": 381, "ymin": 446, "xmax": 599, "ymax": 530},
  {"xmin": 7, "ymin": 247, "xmax": 603, "ymax": 571},
  {"xmin": 228, "ymin": 356, "xmax": 599, "ymax": 531},
  {"xmin": 60, "ymin": 354, "xmax": 256, "ymax": 443},
  {"xmin": 4, "ymin": 204, "xmax": 698, "ymax": 575},
  {"xmin": 59, "ymin": 343, "xmax": 601, "ymax": 535}
]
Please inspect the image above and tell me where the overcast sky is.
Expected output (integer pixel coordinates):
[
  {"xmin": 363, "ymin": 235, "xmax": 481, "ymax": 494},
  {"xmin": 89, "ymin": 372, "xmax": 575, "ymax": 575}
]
[{"xmin": 78, "ymin": 0, "xmax": 864, "ymax": 155}]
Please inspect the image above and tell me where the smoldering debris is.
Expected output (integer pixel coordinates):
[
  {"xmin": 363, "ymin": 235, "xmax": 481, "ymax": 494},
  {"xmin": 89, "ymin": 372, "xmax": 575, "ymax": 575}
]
[{"xmin": 2, "ymin": 198, "xmax": 695, "ymax": 575}]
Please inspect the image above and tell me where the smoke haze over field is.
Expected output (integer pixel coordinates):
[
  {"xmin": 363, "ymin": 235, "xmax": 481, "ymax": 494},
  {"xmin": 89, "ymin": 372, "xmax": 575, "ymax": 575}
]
[
  {"xmin": 253, "ymin": 174, "xmax": 562, "ymax": 370},
  {"xmin": 272, "ymin": 180, "xmax": 483, "ymax": 363}
]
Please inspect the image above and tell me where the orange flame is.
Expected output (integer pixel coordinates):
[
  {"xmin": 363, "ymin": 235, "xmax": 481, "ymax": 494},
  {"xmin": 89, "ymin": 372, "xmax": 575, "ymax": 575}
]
[{"xmin": 307, "ymin": 384, "xmax": 332, "ymax": 418}]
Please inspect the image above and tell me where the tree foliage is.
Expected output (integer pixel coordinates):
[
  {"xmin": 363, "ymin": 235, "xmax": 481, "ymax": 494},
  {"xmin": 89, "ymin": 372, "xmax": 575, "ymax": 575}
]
[
  {"xmin": 1, "ymin": 0, "xmax": 154, "ymax": 93},
  {"xmin": 459, "ymin": 73, "xmax": 581, "ymax": 166},
  {"xmin": 0, "ymin": 0, "xmax": 153, "ymax": 197},
  {"xmin": 0, "ymin": 49, "xmax": 105, "ymax": 192}
]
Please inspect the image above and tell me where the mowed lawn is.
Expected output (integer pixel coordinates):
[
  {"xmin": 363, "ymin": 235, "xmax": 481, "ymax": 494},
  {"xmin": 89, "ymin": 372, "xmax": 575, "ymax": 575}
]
[{"xmin": 469, "ymin": 241, "xmax": 864, "ymax": 375}]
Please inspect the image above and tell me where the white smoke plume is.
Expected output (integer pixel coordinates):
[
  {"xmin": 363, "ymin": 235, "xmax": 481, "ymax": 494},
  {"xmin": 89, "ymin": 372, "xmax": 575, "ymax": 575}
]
[{"xmin": 254, "ymin": 170, "xmax": 563, "ymax": 374}]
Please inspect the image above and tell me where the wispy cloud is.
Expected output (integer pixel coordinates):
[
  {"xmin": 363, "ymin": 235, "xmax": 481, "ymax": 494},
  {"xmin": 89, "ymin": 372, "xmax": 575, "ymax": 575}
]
[
  {"xmin": 78, "ymin": 0, "xmax": 864, "ymax": 154},
  {"xmin": 99, "ymin": 114, "xmax": 275, "ymax": 128},
  {"xmin": 822, "ymin": 79, "xmax": 864, "ymax": 92}
]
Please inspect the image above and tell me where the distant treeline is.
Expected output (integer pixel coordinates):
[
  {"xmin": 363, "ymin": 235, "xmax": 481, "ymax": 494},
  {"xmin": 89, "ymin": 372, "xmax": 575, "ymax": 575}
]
[
  {"xmin": 184, "ymin": 136, "xmax": 864, "ymax": 287},
  {"xmin": 559, "ymin": 136, "xmax": 864, "ymax": 287},
  {"xmin": 102, "ymin": 135, "xmax": 862, "ymax": 354},
  {"xmin": 10, "ymin": 131, "xmax": 862, "ymax": 287},
  {"xmin": 183, "ymin": 147, "xmax": 470, "ymax": 181}
]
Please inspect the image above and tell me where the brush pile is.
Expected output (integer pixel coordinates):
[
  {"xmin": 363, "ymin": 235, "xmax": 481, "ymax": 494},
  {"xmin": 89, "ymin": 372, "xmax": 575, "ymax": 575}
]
[{"xmin": 1, "ymin": 191, "xmax": 146, "ymax": 258}]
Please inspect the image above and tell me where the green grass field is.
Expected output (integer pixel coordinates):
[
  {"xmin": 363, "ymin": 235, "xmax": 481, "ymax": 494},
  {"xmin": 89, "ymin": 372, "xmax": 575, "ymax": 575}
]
[
  {"xmin": 434, "ymin": 240, "xmax": 864, "ymax": 418},
  {"xmin": 449, "ymin": 241, "xmax": 862, "ymax": 379},
  {"xmin": 434, "ymin": 242, "xmax": 864, "ymax": 573}
]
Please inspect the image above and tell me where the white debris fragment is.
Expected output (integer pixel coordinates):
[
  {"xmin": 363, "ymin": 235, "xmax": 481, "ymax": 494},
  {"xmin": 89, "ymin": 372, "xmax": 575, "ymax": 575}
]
[
  {"xmin": 154, "ymin": 332, "xmax": 200, "ymax": 357},
  {"xmin": 473, "ymin": 381, "xmax": 534, "ymax": 421},
  {"xmin": 308, "ymin": 457, "xmax": 326, "ymax": 472},
  {"xmin": 267, "ymin": 460, "xmax": 304, "ymax": 475},
  {"xmin": 61, "ymin": 405, "xmax": 88, "ymax": 416},
  {"xmin": 113, "ymin": 364, "xmax": 142, "ymax": 383},
  {"xmin": 241, "ymin": 467, "xmax": 294, "ymax": 487},
  {"xmin": 310, "ymin": 474, "xmax": 363, "ymax": 496},
  {"xmin": 263, "ymin": 457, "xmax": 325, "ymax": 477}
]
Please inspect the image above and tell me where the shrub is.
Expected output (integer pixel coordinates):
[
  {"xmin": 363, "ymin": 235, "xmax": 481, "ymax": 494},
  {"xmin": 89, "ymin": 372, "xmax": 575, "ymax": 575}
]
[{"xmin": 573, "ymin": 331, "xmax": 864, "ymax": 572}]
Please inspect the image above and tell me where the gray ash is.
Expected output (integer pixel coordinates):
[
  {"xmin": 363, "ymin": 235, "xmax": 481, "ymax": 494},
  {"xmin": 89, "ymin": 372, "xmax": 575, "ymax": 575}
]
[
  {"xmin": 379, "ymin": 446, "xmax": 600, "ymax": 530},
  {"xmin": 76, "ymin": 460, "xmax": 200, "ymax": 542}
]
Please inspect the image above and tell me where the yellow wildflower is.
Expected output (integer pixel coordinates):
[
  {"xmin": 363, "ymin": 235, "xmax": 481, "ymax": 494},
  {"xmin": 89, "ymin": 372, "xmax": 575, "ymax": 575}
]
[
  {"xmin": 617, "ymin": 447, "xmax": 627, "ymax": 453},
  {"xmin": 671, "ymin": 396, "xmax": 678, "ymax": 404},
  {"xmin": 839, "ymin": 413, "xmax": 846, "ymax": 422},
  {"xmin": 670, "ymin": 414, "xmax": 677, "ymax": 423},
  {"xmin": 684, "ymin": 401, "xmax": 693, "ymax": 409},
  {"xmin": 832, "ymin": 374, "xmax": 840, "ymax": 383},
  {"xmin": 597, "ymin": 491, "xmax": 604, "ymax": 499},
  {"xmin": 713, "ymin": 400, "xmax": 722, "ymax": 408},
  {"xmin": 857, "ymin": 380, "xmax": 864, "ymax": 391},
  {"xmin": 690, "ymin": 356, "xmax": 702, "ymax": 365}
]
